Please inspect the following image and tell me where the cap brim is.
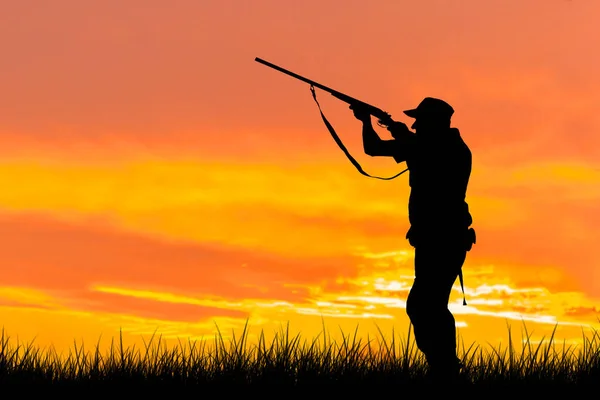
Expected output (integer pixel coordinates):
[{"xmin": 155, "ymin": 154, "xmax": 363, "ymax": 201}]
[{"xmin": 403, "ymin": 108, "xmax": 419, "ymax": 118}]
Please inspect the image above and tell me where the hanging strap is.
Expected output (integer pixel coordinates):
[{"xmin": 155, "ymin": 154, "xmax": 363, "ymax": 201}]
[
  {"xmin": 459, "ymin": 270, "xmax": 467, "ymax": 306},
  {"xmin": 309, "ymin": 85, "xmax": 408, "ymax": 180},
  {"xmin": 309, "ymin": 85, "xmax": 467, "ymax": 306}
]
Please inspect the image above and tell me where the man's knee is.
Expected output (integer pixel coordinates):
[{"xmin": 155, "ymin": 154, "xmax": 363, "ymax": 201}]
[
  {"xmin": 407, "ymin": 292, "xmax": 453, "ymax": 325},
  {"xmin": 406, "ymin": 295, "xmax": 419, "ymax": 321},
  {"xmin": 406, "ymin": 292, "xmax": 433, "ymax": 323}
]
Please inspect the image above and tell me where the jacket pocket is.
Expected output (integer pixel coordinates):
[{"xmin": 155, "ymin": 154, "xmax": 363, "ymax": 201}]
[{"xmin": 465, "ymin": 227, "xmax": 476, "ymax": 251}]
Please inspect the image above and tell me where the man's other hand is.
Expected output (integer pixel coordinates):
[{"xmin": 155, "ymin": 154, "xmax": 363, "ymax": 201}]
[{"xmin": 349, "ymin": 103, "xmax": 371, "ymax": 122}]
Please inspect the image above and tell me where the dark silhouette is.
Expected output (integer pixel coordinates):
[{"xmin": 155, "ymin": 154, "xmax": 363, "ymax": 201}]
[
  {"xmin": 351, "ymin": 97, "xmax": 476, "ymax": 383},
  {"xmin": 255, "ymin": 57, "xmax": 476, "ymax": 383}
]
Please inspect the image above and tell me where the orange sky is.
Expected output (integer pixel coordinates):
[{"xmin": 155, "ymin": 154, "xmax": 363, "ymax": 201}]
[{"xmin": 1, "ymin": 0, "xmax": 599, "ymax": 353}]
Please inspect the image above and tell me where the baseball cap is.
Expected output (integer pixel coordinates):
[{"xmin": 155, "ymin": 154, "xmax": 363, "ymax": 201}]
[{"xmin": 403, "ymin": 97, "xmax": 454, "ymax": 119}]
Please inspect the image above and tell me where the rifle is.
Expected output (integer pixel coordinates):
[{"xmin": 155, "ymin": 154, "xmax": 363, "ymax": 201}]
[
  {"xmin": 255, "ymin": 58, "xmax": 468, "ymax": 305},
  {"xmin": 255, "ymin": 57, "xmax": 408, "ymax": 181},
  {"xmin": 255, "ymin": 57, "xmax": 394, "ymax": 128}
]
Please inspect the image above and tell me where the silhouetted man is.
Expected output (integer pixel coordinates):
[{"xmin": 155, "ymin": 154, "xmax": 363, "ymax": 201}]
[{"xmin": 351, "ymin": 97, "xmax": 476, "ymax": 383}]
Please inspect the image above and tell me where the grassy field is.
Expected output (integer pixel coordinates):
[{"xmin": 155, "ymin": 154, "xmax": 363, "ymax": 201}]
[{"xmin": 0, "ymin": 321, "xmax": 599, "ymax": 393}]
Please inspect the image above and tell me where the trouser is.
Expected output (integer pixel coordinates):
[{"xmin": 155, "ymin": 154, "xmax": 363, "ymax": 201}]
[{"xmin": 406, "ymin": 242, "xmax": 468, "ymax": 371}]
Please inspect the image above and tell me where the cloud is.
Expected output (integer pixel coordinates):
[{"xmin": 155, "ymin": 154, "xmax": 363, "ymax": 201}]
[
  {"xmin": 0, "ymin": 212, "xmax": 356, "ymax": 303},
  {"xmin": 334, "ymin": 251, "xmax": 600, "ymax": 329},
  {"xmin": 2, "ymin": 239, "xmax": 596, "ymax": 349},
  {"xmin": 0, "ymin": 299, "xmax": 53, "ymax": 312},
  {"xmin": 564, "ymin": 306, "xmax": 600, "ymax": 318},
  {"xmin": 70, "ymin": 290, "xmax": 248, "ymax": 323}
]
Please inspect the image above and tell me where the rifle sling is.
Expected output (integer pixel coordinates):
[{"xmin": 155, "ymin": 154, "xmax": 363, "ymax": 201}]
[
  {"xmin": 309, "ymin": 85, "xmax": 407, "ymax": 181},
  {"xmin": 309, "ymin": 85, "xmax": 468, "ymax": 306}
]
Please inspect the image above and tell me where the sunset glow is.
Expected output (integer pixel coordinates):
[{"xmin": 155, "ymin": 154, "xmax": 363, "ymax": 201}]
[{"xmin": 1, "ymin": 0, "xmax": 599, "ymax": 352}]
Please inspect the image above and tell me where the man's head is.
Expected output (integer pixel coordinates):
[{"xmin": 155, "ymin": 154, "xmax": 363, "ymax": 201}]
[{"xmin": 403, "ymin": 97, "xmax": 454, "ymax": 134}]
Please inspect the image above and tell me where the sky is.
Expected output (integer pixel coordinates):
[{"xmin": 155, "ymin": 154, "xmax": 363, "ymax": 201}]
[{"xmin": 1, "ymin": 0, "xmax": 600, "ymax": 353}]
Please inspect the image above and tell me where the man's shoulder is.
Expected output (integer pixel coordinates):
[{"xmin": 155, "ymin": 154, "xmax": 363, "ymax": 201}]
[
  {"xmin": 450, "ymin": 128, "xmax": 470, "ymax": 147},
  {"xmin": 449, "ymin": 127, "xmax": 462, "ymax": 138}
]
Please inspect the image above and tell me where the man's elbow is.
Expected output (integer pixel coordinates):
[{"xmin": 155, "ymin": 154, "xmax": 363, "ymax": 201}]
[
  {"xmin": 364, "ymin": 145, "xmax": 376, "ymax": 157},
  {"xmin": 363, "ymin": 141, "xmax": 382, "ymax": 157}
]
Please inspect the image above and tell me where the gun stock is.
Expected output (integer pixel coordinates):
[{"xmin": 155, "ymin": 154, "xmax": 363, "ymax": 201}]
[{"xmin": 255, "ymin": 57, "xmax": 393, "ymax": 126}]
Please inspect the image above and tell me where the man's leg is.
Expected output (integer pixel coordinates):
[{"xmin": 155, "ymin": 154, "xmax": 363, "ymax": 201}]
[{"xmin": 406, "ymin": 244, "xmax": 467, "ymax": 379}]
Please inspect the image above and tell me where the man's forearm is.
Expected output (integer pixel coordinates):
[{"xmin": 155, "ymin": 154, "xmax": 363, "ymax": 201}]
[{"xmin": 362, "ymin": 119, "xmax": 383, "ymax": 155}]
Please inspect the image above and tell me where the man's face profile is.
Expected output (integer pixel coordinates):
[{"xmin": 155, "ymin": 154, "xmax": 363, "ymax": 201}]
[{"xmin": 413, "ymin": 115, "xmax": 451, "ymax": 135}]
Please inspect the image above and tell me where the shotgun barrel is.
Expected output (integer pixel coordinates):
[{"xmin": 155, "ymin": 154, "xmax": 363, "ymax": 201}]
[{"xmin": 255, "ymin": 57, "xmax": 393, "ymax": 126}]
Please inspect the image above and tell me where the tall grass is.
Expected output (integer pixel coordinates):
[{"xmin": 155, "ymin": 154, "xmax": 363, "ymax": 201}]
[{"xmin": 0, "ymin": 321, "xmax": 599, "ymax": 389}]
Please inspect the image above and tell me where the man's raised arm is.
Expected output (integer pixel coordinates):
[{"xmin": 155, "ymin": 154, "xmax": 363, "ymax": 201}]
[
  {"xmin": 361, "ymin": 117, "xmax": 397, "ymax": 157},
  {"xmin": 350, "ymin": 104, "xmax": 413, "ymax": 163}
]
